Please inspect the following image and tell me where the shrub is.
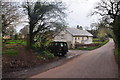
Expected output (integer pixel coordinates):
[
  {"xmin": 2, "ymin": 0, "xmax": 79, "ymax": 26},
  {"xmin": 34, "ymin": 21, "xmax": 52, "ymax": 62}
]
[
  {"xmin": 37, "ymin": 56, "xmax": 46, "ymax": 60},
  {"xmin": 36, "ymin": 50, "xmax": 55, "ymax": 60},
  {"xmin": 41, "ymin": 51, "xmax": 54, "ymax": 59}
]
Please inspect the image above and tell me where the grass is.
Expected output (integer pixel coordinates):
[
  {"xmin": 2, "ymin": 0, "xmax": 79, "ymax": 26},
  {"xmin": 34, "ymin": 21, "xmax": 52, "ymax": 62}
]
[
  {"xmin": 3, "ymin": 40, "xmax": 55, "ymax": 59},
  {"xmin": 3, "ymin": 40, "xmax": 26, "ymax": 56},
  {"xmin": 74, "ymin": 40, "xmax": 109, "ymax": 50},
  {"xmin": 3, "ymin": 49, "xmax": 18, "ymax": 56},
  {"xmin": 5, "ymin": 40, "xmax": 27, "ymax": 45}
]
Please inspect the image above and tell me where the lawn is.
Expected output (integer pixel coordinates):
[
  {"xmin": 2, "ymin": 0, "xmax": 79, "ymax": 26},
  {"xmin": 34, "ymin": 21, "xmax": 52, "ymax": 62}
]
[{"xmin": 5, "ymin": 40, "xmax": 27, "ymax": 45}]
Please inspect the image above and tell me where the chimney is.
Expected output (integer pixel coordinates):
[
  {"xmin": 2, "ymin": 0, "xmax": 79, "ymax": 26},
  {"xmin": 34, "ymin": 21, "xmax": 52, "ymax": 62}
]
[
  {"xmin": 77, "ymin": 25, "xmax": 83, "ymax": 30},
  {"xmin": 77, "ymin": 25, "xmax": 79, "ymax": 29}
]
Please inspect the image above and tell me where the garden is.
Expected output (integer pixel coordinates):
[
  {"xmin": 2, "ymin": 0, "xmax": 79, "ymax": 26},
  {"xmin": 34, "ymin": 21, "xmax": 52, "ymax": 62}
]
[{"xmin": 2, "ymin": 39, "xmax": 58, "ymax": 74}]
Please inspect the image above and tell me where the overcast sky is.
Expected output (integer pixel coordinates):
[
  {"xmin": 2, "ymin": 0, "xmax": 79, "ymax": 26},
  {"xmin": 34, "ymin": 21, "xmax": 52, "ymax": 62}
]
[
  {"xmin": 15, "ymin": 0, "xmax": 101, "ymax": 32},
  {"xmin": 62, "ymin": 0, "xmax": 101, "ymax": 29}
]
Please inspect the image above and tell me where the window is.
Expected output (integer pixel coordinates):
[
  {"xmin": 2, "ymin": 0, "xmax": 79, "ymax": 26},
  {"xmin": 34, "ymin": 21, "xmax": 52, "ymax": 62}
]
[
  {"xmin": 60, "ymin": 43, "xmax": 64, "ymax": 47},
  {"xmin": 61, "ymin": 34, "xmax": 64, "ymax": 37},
  {"xmin": 75, "ymin": 37, "xmax": 77, "ymax": 40},
  {"xmin": 82, "ymin": 37, "xmax": 84, "ymax": 40},
  {"xmin": 61, "ymin": 34, "xmax": 65, "ymax": 39}
]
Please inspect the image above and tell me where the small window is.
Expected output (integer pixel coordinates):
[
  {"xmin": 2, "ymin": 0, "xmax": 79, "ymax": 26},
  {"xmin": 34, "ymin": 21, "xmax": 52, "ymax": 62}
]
[
  {"xmin": 82, "ymin": 37, "xmax": 84, "ymax": 40},
  {"xmin": 87, "ymin": 36, "xmax": 89, "ymax": 39},
  {"xmin": 63, "ymin": 43, "xmax": 67, "ymax": 46},
  {"xmin": 61, "ymin": 34, "xmax": 65, "ymax": 39},
  {"xmin": 61, "ymin": 34, "xmax": 64, "ymax": 37},
  {"xmin": 75, "ymin": 37, "xmax": 77, "ymax": 40},
  {"xmin": 60, "ymin": 43, "xmax": 64, "ymax": 47}
]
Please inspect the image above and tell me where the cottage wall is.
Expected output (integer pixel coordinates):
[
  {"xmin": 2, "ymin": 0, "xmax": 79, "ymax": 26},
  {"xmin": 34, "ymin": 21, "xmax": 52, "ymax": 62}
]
[
  {"xmin": 54, "ymin": 29, "xmax": 93, "ymax": 48},
  {"xmin": 54, "ymin": 31, "xmax": 66, "ymax": 41},
  {"xmin": 88, "ymin": 37, "xmax": 93, "ymax": 44}
]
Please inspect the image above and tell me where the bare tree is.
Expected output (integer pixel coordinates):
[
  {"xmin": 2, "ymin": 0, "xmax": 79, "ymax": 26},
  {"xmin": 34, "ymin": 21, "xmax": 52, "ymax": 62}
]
[
  {"xmin": 1, "ymin": 2, "xmax": 20, "ymax": 36},
  {"xmin": 23, "ymin": 1, "xmax": 66, "ymax": 48},
  {"xmin": 92, "ymin": 0, "xmax": 120, "ymax": 53}
]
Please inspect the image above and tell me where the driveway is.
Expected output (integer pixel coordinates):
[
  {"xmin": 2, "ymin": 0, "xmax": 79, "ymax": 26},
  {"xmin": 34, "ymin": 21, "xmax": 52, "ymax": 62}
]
[{"xmin": 31, "ymin": 39, "xmax": 118, "ymax": 78}]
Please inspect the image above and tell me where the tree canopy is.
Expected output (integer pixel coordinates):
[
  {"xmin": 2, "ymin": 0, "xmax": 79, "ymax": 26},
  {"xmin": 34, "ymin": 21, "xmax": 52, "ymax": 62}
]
[
  {"xmin": 92, "ymin": 0, "xmax": 120, "ymax": 59},
  {"xmin": 1, "ymin": 2, "xmax": 20, "ymax": 36},
  {"xmin": 23, "ymin": 0, "xmax": 67, "ymax": 48}
]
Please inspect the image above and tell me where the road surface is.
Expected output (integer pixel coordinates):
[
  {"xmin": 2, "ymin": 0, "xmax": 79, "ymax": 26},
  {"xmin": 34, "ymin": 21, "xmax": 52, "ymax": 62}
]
[{"xmin": 31, "ymin": 39, "xmax": 118, "ymax": 78}]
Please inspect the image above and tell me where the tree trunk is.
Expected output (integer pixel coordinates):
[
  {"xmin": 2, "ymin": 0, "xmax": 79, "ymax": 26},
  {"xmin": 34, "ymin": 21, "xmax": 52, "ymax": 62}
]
[{"xmin": 27, "ymin": 22, "xmax": 34, "ymax": 49}]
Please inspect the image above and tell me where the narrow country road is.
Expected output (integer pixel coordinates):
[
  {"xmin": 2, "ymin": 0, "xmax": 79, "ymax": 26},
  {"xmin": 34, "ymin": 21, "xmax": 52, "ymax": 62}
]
[{"xmin": 31, "ymin": 39, "xmax": 118, "ymax": 78}]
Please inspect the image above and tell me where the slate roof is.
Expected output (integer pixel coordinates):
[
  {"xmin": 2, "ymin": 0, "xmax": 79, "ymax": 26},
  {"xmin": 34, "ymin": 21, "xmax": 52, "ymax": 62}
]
[{"xmin": 66, "ymin": 28, "xmax": 93, "ymax": 37}]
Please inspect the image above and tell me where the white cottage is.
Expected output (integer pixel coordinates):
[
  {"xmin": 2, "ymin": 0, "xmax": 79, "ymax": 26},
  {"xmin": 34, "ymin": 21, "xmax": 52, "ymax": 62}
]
[{"xmin": 54, "ymin": 28, "xmax": 93, "ymax": 48}]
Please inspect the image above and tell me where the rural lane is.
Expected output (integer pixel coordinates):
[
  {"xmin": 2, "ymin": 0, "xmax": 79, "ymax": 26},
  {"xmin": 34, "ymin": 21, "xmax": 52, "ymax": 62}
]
[{"xmin": 31, "ymin": 39, "xmax": 118, "ymax": 78}]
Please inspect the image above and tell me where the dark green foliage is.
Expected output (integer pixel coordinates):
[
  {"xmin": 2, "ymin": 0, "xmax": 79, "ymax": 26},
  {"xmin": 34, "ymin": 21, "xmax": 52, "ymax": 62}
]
[
  {"xmin": 14, "ymin": 34, "xmax": 19, "ymax": 40},
  {"xmin": 41, "ymin": 51, "xmax": 54, "ymax": 59}
]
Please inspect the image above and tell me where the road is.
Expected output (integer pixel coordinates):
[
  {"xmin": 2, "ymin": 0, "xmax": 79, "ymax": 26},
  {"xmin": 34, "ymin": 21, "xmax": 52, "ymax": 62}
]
[{"xmin": 31, "ymin": 39, "xmax": 118, "ymax": 78}]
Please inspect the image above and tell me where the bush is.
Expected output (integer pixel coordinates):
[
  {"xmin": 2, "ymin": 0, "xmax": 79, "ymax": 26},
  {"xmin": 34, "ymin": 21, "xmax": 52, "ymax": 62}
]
[
  {"xmin": 40, "ymin": 50, "xmax": 55, "ymax": 59},
  {"xmin": 37, "ymin": 56, "xmax": 46, "ymax": 60},
  {"xmin": 37, "ymin": 51, "xmax": 55, "ymax": 60}
]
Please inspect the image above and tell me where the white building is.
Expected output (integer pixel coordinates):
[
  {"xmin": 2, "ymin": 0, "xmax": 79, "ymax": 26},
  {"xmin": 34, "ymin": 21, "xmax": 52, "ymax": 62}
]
[{"xmin": 54, "ymin": 28, "xmax": 93, "ymax": 48}]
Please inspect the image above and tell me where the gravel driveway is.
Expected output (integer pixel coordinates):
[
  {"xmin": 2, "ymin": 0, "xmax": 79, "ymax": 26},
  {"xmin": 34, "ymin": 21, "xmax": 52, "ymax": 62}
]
[{"xmin": 31, "ymin": 39, "xmax": 118, "ymax": 78}]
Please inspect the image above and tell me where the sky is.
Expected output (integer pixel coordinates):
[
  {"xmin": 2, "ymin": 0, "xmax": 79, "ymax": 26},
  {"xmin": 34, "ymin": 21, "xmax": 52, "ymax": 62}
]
[
  {"xmin": 62, "ymin": 0, "xmax": 101, "ymax": 29},
  {"xmin": 14, "ymin": 0, "xmax": 101, "ymax": 32}
]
